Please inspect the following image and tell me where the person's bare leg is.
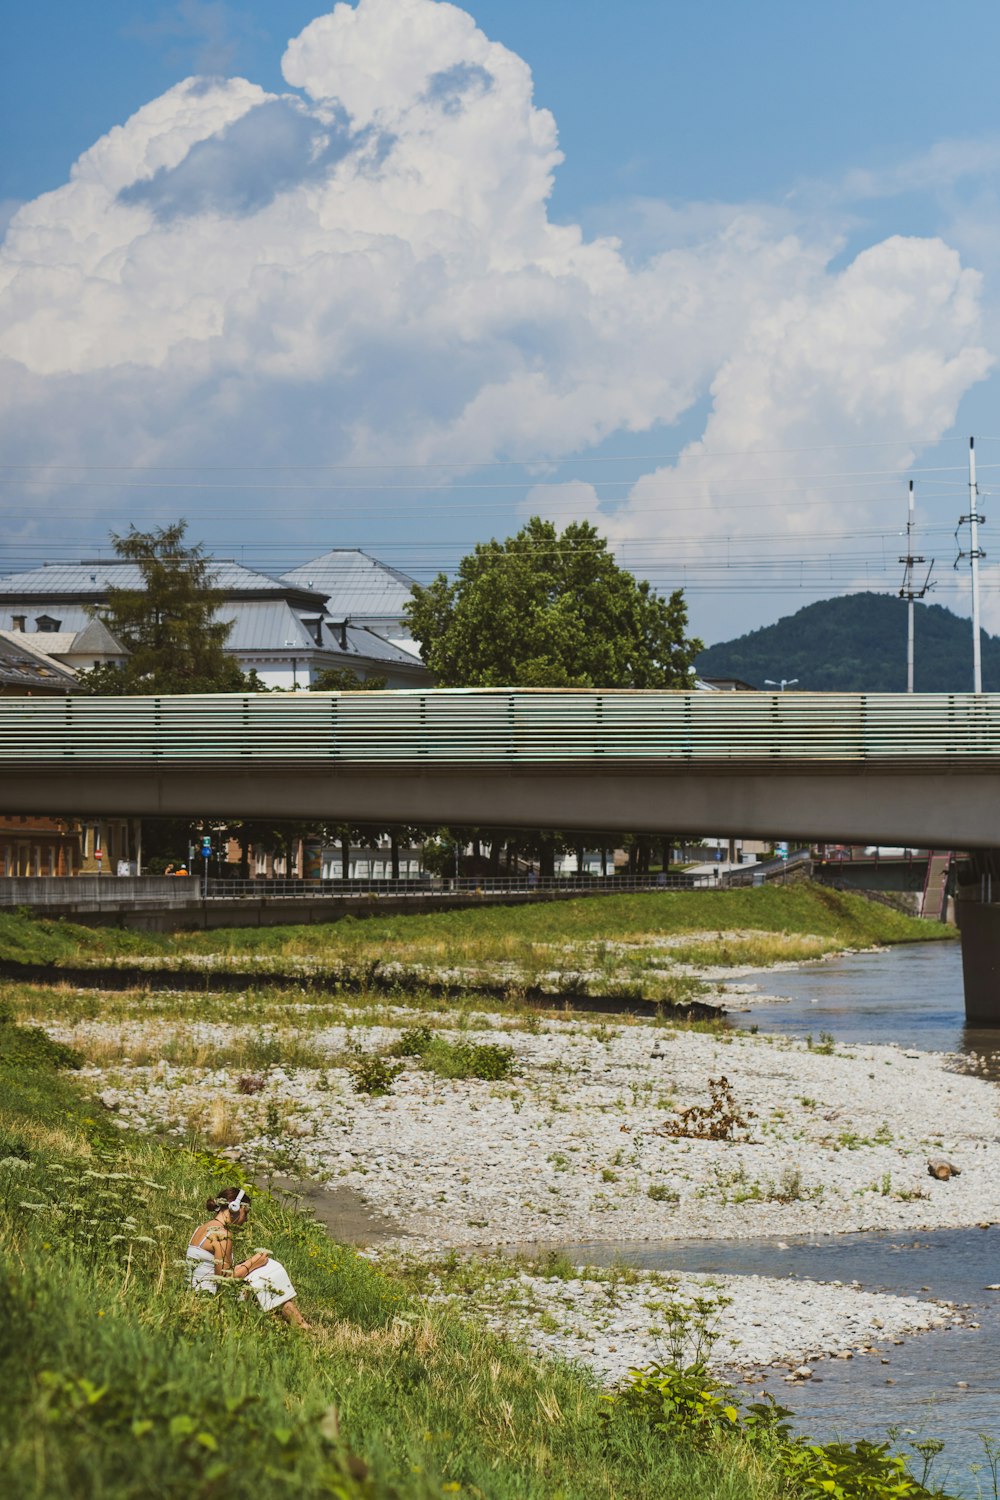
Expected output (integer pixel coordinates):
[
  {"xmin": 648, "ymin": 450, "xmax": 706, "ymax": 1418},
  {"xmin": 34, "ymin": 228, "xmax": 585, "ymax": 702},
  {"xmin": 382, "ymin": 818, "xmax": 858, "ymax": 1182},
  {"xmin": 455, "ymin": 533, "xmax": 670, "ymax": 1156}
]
[{"xmin": 279, "ymin": 1299, "xmax": 311, "ymax": 1329}]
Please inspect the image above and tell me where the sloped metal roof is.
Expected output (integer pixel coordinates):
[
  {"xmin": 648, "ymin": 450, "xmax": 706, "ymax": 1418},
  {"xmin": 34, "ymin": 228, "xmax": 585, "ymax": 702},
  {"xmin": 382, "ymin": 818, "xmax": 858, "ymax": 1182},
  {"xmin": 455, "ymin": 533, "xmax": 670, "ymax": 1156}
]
[
  {"xmin": 222, "ymin": 601, "xmax": 314, "ymax": 652},
  {"xmin": 0, "ymin": 559, "xmax": 326, "ymax": 604},
  {"xmin": 320, "ymin": 622, "xmax": 429, "ymax": 668},
  {"xmin": 0, "ymin": 633, "xmax": 78, "ymax": 691},
  {"xmin": 280, "ymin": 549, "xmax": 417, "ymax": 620}
]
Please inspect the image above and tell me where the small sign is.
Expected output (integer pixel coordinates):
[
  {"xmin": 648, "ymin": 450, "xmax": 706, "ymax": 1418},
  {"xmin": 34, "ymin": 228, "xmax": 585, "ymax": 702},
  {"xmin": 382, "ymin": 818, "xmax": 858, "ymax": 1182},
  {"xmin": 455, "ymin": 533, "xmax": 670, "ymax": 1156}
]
[
  {"xmin": 95, "ymin": 848, "xmax": 103, "ymax": 861},
  {"xmin": 201, "ymin": 839, "xmax": 211, "ymax": 857}
]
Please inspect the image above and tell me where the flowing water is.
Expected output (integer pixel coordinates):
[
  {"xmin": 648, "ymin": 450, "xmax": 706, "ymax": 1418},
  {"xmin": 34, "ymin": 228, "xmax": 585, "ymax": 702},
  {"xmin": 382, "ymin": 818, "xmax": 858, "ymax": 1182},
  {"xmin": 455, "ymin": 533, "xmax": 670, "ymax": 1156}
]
[
  {"xmin": 733, "ymin": 938, "xmax": 1000, "ymax": 1080},
  {"xmin": 570, "ymin": 942, "xmax": 1000, "ymax": 1494},
  {"xmin": 556, "ymin": 1225, "xmax": 999, "ymax": 1496}
]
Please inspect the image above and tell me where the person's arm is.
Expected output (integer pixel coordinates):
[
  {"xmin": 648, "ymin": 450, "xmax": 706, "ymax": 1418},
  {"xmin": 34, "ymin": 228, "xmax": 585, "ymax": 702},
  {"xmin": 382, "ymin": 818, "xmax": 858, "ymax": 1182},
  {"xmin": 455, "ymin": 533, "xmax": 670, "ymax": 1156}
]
[{"xmin": 234, "ymin": 1251, "xmax": 270, "ymax": 1277}]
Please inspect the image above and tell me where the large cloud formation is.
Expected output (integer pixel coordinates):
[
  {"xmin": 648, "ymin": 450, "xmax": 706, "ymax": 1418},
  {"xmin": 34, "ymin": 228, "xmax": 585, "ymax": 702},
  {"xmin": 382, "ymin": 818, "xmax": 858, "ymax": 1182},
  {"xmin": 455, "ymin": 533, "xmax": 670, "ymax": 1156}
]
[{"xmin": 0, "ymin": 0, "xmax": 992, "ymax": 628}]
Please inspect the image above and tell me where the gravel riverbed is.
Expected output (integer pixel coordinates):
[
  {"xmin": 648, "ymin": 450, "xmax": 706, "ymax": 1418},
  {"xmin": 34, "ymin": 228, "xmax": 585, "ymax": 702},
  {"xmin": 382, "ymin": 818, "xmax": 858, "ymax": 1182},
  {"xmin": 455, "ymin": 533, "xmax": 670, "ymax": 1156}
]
[{"xmin": 46, "ymin": 1001, "xmax": 999, "ymax": 1380}]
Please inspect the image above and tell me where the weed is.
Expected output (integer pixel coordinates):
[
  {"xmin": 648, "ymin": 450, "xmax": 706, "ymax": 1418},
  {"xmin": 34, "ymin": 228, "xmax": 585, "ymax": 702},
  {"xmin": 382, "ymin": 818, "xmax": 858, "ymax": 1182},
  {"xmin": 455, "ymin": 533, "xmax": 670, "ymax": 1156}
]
[
  {"xmin": 660, "ymin": 1076, "xmax": 755, "ymax": 1142},
  {"xmin": 348, "ymin": 1053, "xmax": 404, "ymax": 1097},
  {"xmin": 647, "ymin": 1183, "xmax": 679, "ymax": 1203}
]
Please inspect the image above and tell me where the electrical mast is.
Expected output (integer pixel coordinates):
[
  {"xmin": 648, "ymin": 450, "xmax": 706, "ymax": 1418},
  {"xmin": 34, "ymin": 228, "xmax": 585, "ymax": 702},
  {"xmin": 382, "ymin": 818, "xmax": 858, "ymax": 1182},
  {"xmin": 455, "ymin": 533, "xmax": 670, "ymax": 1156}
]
[
  {"xmin": 898, "ymin": 480, "xmax": 933, "ymax": 693},
  {"xmin": 955, "ymin": 436, "xmax": 986, "ymax": 693}
]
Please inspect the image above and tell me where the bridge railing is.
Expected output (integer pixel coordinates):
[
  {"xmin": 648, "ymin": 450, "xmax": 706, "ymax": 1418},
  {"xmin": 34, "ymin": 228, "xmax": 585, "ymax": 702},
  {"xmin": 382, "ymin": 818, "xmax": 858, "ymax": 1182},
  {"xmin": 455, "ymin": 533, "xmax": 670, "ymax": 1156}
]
[
  {"xmin": 0, "ymin": 872, "xmax": 720, "ymax": 907},
  {"xmin": 2, "ymin": 689, "xmax": 999, "ymax": 766}
]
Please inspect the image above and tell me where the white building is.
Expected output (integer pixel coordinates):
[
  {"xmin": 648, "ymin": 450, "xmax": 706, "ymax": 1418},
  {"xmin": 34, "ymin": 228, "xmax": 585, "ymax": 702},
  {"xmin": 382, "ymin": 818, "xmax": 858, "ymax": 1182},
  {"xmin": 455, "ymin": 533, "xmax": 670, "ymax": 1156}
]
[{"xmin": 0, "ymin": 557, "xmax": 431, "ymax": 690}]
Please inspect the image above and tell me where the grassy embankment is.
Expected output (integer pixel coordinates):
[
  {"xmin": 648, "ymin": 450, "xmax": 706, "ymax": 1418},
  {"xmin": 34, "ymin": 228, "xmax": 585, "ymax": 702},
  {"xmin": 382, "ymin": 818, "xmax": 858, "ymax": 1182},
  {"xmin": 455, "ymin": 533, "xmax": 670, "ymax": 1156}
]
[
  {"xmin": 0, "ymin": 897, "xmax": 962, "ymax": 1497},
  {"xmin": 0, "ymin": 883, "xmax": 953, "ymax": 1008},
  {"xmin": 0, "ymin": 1004, "xmax": 828, "ymax": 1500}
]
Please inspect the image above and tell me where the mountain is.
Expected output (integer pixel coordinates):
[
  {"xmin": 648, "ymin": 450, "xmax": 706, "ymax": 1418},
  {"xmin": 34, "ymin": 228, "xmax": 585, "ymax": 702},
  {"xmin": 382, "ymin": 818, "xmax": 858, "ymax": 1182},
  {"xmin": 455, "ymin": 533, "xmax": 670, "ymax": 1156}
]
[{"xmin": 695, "ymin": 592, "xmax": 1000, "ymax": 693}]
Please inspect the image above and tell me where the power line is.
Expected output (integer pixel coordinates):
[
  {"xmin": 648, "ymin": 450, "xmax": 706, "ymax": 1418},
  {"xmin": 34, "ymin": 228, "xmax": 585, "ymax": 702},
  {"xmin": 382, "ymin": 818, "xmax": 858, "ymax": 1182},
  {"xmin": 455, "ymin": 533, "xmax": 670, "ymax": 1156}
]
[{"xmin": 0, "ymin": 435, "xmax": 978, "ymax": 473}]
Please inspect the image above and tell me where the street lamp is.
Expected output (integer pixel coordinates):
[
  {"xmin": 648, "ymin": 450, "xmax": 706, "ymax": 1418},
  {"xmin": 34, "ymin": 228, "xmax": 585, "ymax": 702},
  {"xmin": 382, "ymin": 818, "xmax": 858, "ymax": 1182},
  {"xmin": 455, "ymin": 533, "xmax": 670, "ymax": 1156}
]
[{"xmin": 764, "ymin": 678, "xmax": 799, "ymax": 691}]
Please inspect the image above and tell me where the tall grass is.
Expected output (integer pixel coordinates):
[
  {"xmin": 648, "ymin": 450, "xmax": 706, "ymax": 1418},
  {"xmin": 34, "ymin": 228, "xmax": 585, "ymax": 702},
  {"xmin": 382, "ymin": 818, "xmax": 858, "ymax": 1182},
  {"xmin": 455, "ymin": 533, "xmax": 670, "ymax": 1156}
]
[{"xmin": 0, "ymin": 1005, "xmax": 798, "ymax": 1500}]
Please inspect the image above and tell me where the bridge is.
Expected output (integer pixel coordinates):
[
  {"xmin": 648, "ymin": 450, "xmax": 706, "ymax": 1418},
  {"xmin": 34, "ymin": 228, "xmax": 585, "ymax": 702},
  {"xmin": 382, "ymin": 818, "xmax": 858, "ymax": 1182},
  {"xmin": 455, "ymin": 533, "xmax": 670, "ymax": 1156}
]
[
  {"xmin": 2, "ymin": 688, "xmax": 1000, "ymax": 845},
  {"xmin": 2, "ymin": 689, "xmax": 999, "ymax": 1023}
]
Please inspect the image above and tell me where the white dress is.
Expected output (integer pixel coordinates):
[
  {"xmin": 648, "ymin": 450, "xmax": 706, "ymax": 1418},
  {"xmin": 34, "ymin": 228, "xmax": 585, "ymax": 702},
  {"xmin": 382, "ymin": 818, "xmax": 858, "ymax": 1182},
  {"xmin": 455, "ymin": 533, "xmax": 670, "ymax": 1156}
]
[{"xmin": 186, "ymin": 1233, "xmax": 297, "ymax": 1311}]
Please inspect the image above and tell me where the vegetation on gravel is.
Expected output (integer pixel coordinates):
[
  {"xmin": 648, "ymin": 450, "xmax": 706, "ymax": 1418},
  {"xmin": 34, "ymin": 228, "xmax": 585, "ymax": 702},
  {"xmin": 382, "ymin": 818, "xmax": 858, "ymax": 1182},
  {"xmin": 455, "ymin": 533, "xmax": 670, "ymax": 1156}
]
[
  {"xmin": 0, "ymin": 885, "xmax": 952, "ymax": 1008},
  {"xmin": 0, "ymin": 992, "xmax": 964, "ymax": 1500},
  {"xmin": 0, "ymin": 1002, "xmax": 851, "ymax": 1500}
]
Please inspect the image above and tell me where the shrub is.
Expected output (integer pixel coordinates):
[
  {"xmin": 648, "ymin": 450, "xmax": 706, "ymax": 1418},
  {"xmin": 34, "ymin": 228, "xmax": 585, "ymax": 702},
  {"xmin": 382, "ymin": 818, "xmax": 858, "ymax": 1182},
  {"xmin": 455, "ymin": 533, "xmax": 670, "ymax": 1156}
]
[
  {"xmin": 348, "ymin": 1054, "xmax": 404, "ymax": 1097},
  {"xmin": 608, "ymin": 1363, "xmax": 950, "ymax": 1498},
  {"xmin": 389, "ymin": 1025, "xmax": 433, "ymax": 1057},
  {"xmin": 0, "ymin": 1013, "xmax": 81, "ymax": 1072},
  {"xmin": 421, "ymin": 1039, "xmax": 516, "ymax": 1082},
  {"xmin": 647, "ymin": 1183, "xmax": 679, "ymax": 1203}
]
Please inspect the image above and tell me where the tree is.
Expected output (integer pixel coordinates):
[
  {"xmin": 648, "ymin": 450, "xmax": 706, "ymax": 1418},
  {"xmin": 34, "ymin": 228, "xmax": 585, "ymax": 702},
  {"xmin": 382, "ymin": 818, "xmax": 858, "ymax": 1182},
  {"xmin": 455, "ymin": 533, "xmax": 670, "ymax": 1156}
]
[
  {"xmin": 309, "ymin": 668, "xmax": 387, "ymax": 692},
  {"xmin": 405, "ymin": 517, "xmax": 701, "ymax": 688},
  {"xmin": 77, "ymin": 521, "xmax": 247, "ymax": 694}
]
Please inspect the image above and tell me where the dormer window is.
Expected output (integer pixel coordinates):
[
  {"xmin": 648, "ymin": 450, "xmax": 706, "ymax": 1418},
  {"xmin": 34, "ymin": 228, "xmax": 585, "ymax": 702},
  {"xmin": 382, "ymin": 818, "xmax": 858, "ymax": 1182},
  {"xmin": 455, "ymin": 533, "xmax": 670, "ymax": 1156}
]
[
  {"xmin": 36, "ymin": 615, "xmax": 61, "ymax": 633},
  {"xmin": 11, "ymin": 615, "xmax": 25, "ymax": 632}
]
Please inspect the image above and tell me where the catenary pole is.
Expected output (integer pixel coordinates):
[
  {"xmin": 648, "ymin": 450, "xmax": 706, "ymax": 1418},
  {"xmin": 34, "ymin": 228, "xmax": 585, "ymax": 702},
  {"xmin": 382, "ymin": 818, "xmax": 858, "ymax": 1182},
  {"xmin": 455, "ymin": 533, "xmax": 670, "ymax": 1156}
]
[
  {"xmin": 969, "ymin": 437, "xmax": 983, "ymax": 693},
  {"xmin": 907, "ymin": 482, "xmax": 915, "ymax": 693},
  {"xmin": 898, "ymin": 480, "xmax": 930, "ymax": 693}
]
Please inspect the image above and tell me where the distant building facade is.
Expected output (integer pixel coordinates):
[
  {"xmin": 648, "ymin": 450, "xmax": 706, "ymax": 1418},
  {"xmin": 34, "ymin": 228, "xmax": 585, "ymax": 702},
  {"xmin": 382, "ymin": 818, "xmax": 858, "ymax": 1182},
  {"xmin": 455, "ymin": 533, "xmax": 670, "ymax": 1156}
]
[{"xmin": 0, "ymin": 555, "xmax": 431, "ymax": 690}]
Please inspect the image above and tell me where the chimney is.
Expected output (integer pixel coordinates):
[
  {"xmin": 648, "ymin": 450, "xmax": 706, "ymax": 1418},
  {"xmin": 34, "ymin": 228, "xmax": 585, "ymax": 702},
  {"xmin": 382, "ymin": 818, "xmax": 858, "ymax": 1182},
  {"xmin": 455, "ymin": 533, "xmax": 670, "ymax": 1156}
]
[{"xmin": 339, "ymin": 622, "xmax": 348, "ymax": 650}]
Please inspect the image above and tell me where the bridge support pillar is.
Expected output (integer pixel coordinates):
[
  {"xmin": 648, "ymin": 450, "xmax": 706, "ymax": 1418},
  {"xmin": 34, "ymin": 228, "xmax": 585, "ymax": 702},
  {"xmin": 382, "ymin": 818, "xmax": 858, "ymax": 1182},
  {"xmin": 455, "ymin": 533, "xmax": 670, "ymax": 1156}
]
[{"xmin": 955, "ymin": 851, "xmax": 1000, "ymax": 1026}]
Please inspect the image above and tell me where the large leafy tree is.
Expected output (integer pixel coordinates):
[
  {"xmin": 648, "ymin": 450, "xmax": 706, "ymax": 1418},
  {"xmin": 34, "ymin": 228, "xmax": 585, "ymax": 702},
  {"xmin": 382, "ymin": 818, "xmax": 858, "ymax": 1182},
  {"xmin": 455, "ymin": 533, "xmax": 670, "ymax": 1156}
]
[
  {"xmin": 405, "ymin": 517, "xmax": 701, "ymax": 687},
  {"xmin": 78, "ymin": 521, "xmax": 247, "ymax": 694}
]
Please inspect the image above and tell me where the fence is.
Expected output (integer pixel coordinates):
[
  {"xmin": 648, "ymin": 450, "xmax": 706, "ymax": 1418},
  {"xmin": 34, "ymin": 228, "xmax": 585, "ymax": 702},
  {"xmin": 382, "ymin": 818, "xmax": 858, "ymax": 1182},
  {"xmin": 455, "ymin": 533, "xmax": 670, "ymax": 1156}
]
[{"xmin": 0, "ymin": 871, "xmax": 721, "ymax": 908}]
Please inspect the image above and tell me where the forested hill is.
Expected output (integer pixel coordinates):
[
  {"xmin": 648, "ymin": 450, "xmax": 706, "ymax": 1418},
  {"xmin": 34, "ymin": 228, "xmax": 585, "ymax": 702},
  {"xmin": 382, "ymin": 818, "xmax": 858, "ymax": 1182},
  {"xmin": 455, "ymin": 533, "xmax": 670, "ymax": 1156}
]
[{"xmin": 695, "ymin": 592, "xmax": 1000, "ymax": 692}]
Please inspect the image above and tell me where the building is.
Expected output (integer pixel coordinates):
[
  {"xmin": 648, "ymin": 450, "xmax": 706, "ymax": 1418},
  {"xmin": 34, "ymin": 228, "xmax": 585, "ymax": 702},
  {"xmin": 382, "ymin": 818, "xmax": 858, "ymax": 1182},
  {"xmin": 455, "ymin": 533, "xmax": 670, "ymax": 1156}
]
[
  {"xmin": 1, "ymin": 617, "xmax": 126, "ymax": 676},
  {"xmin": 0, "ymin": 558, "xmax": 431, "ymax": 690},
  {"xmin": 280, "ymin": 548, "xmax": 422, "ymax": 658},
  {"xmin": 0, "ymin": 631, "xmax": 79, "ymax": 695}
]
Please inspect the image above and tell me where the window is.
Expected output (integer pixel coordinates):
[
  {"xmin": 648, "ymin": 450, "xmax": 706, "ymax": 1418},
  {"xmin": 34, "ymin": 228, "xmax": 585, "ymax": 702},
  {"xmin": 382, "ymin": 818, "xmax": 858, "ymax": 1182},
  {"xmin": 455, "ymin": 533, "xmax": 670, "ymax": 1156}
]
[{"xmin": 36, "ymin": 615, "xmax": 62, "ymax": 633}]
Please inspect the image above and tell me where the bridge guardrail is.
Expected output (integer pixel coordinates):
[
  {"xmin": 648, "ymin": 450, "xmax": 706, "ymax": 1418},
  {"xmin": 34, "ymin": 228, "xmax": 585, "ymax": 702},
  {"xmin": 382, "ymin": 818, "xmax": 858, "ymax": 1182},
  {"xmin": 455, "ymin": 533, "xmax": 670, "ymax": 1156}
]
[{"xmin": 1, "ymin": 689, "xmax": 999, "ymax": 767}]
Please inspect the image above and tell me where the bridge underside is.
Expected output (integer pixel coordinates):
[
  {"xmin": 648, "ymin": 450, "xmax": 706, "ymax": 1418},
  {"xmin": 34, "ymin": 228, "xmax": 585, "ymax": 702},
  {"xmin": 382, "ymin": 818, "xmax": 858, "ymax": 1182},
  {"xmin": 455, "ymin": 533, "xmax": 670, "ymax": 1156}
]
[{"xmin": 6, "ymin": 761, "xmax": 1000, "ymax": 849}]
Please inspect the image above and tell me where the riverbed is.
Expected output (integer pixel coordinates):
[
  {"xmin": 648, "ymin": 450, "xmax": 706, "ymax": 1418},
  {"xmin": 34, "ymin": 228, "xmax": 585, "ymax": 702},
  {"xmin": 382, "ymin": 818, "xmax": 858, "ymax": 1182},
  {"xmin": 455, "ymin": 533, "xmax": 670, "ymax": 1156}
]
[{"xmin": 38, "ymin": 933, "xmax": 1000, "ymax": 1491}]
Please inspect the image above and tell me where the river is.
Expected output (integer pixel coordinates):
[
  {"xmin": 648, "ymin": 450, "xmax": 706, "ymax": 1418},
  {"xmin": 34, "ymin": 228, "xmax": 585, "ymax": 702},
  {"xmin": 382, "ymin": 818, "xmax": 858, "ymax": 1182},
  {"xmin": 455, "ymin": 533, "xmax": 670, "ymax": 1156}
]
[{"xmin": 572, "ymin": 942, "xmax": 1000, "ymax": 1496}]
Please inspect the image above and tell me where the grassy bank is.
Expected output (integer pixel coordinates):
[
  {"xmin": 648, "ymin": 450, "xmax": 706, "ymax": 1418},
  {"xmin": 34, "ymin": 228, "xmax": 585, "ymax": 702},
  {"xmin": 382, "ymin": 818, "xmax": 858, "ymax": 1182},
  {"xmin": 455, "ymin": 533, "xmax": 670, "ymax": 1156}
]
[
  {"xmin": 0, "ymin": 885, "xmax": 952, "ymax": 1006},
  {"xmin": 0, "ymin": 1003, "xmax": 959, "ymax": 1500},
  {"xmin": 0, "ymin": 1006, "xmax": 807, "ymax": 1500}
]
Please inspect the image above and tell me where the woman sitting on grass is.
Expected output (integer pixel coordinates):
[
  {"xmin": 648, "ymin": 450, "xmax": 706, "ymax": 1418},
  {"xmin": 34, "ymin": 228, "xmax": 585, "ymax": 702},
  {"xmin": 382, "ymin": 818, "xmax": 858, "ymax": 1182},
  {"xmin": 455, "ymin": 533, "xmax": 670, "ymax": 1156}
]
[{"xmin": 186, "ymin": 1187, "xmax": 311, "ymax": 1328}]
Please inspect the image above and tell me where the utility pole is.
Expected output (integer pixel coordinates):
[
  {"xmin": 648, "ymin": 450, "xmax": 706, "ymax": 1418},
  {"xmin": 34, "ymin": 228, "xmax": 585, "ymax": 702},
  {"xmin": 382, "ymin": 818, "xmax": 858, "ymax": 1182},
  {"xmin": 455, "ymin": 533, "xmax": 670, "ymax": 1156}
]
[
  {"xmin": 955, "ymin": 437, "xmax": 986, "ymax": 693},
  {"xmin": 898, "ymin": 480, "xmax": 933, "ymax": 693}
]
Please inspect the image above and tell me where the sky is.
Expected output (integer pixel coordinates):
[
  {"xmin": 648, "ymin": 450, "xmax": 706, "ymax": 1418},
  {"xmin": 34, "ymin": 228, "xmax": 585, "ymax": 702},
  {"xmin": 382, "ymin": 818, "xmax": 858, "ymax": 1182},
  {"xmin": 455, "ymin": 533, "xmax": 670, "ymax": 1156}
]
[{"xmin": 4, "ymin": 0, "xmax": 1000, "ymax": 654}]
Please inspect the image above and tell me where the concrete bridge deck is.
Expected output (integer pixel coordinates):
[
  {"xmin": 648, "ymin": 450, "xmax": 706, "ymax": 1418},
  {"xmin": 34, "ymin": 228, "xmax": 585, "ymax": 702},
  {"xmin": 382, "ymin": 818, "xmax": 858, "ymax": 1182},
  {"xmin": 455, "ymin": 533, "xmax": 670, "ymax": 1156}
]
[{"xmin": 2, "ymin": 689, "xmax": 1000, "ymax": 848}]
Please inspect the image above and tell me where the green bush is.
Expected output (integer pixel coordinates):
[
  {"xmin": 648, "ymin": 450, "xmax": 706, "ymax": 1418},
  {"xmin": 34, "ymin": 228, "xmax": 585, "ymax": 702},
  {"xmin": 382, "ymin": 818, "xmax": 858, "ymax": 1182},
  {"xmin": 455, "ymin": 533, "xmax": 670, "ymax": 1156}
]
[
  {"xmin": 389, "ymin": 1024, "xmax": 433, "ymax": 1056},
  {"xmin": 348, "ymin": 1052, "xmax": 405, "ymax": 1096},
  {"xmin": 0, "ymin": 1005, "xmax": 80, "ymax": 1071},
  {"xmin": 421, "ymin": 1038, "xmax": 516, "ymax": 1081},
  {"xmin": 609, "ymin": 1363, "xmax": 954, "ymax": 1499}
]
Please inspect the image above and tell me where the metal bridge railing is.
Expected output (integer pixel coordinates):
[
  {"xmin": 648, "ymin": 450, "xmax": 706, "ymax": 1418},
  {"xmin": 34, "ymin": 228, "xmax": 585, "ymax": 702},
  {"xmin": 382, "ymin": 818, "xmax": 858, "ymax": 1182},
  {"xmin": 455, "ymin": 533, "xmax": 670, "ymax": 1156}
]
[
  {"xmin": 0, "ymin": 872, "xmax": 719, "ymax": 907},
  {"xmin": 1, "ymin": 689, "xmax": 998, "ymax": 767}
]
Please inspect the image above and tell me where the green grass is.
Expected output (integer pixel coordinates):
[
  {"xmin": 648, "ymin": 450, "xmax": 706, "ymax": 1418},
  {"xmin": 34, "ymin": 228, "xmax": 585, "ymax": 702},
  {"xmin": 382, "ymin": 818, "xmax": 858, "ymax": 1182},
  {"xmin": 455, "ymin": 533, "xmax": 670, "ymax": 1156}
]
[
  {"xmin": 0, "ymin": 1003, "xmax": 805, "ymax": 1500},
  {"xmin": 0, "ymin": 886, "xmax": 952, "ymax": 997}
]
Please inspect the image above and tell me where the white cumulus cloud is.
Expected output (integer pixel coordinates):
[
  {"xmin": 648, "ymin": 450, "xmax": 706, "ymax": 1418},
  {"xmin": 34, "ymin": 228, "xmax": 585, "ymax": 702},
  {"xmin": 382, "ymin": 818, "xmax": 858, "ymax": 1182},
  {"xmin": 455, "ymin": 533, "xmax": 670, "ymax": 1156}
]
[{"xmin": 0, "ymin": 0, "xmax": 992, "ymax": 625}]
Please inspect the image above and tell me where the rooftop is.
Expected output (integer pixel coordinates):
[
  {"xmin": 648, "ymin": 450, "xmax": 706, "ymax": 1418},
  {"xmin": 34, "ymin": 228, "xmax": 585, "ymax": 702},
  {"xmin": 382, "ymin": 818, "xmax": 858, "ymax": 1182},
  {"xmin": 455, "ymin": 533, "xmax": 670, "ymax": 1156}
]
[{"xmin": 280, "ymin": 549, "xmax": 418, "ymax": 620}]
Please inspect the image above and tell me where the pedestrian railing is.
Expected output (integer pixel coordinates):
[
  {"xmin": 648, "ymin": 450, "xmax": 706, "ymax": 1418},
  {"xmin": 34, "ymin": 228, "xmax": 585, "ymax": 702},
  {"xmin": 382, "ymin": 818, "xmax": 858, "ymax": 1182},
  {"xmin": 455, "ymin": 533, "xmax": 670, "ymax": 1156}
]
[
  {"xmin": 0, "ymin": 871, "xmax": 723, "ymax": 907},
  {"xmin": 2, "ymin": 689, "xmax": 999, "ymax": 768}
]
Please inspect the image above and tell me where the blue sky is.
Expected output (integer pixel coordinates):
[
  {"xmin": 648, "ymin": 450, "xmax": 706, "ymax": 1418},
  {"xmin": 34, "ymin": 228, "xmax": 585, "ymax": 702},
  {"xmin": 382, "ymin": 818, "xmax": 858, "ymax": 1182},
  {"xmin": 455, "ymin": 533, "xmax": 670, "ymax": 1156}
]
[{"xmin": 3, "ymin": 0, "xmax": 1000, "ymax": 650}]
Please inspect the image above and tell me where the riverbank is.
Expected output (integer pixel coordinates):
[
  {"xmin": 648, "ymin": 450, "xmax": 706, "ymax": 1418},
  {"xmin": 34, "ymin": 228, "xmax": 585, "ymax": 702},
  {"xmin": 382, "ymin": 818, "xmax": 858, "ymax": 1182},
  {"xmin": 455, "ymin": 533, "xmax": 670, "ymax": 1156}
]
[{"xmin": 5, "ymin": 1004, "xmax": 971, "ymax": 1500}]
